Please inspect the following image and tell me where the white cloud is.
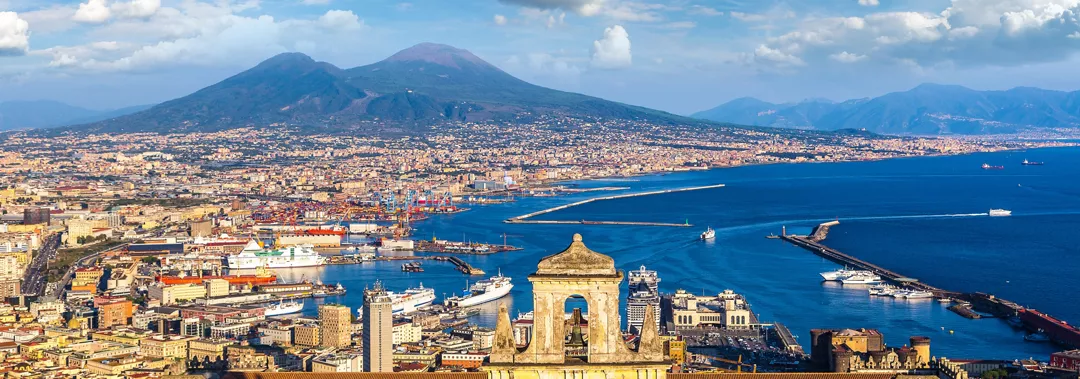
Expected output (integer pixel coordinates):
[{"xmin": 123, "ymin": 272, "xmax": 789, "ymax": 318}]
[
  {"xmin": 21, "ymin": 6, "xmax": 77, "ymax": 33},
  {"xmin": 498, "ymin": 0, "xmax": 604, "ymax": 16},
  {"xmin": 689, "ymin": 5, "xmax": 722, "ymax": 16},
  {"xmin": 112, "ymin": 0, "xmax": 161, "ymax": 19},
  {"xmin": 73, "ymin": 0, "xmax": 111, "ymax": 23},
  {"xmin": 591, "ymin": 24, "xmax": 632, "ymax": 69},
  {"xmin": 0, "ymin": 12, "xmax": 30, "ymax": 56},
  {"xmin": 858, "ymin": 0, "xmax": 879, "ymax": 6},
  {"xmin": 500, "ymin": 0, "xmax": 668, "ymax": 22},
  {"xmin": 301, "ymin": 0, "xmax": 331, "ymax": 4},
  {"xmin": 730, "ymin": 11, "xmax": 767, "ymax": 22},
  {"xmin": 494, "ymin": 14, "xmax": 508, "ymax": 25},
  {"xmin": 546, "ymin": 12, "xmax": 565, "ymax": 28},
  {"xmin": 829, "ymin": 51, "xmax": 867, "ymax": 63},
  {"xmin": 49, "ymin": 7, "xmax": 365, "ymax": 73},
  {"xmin": 754, "ymin": 45, "xmax": 804, "ymax": 66}
]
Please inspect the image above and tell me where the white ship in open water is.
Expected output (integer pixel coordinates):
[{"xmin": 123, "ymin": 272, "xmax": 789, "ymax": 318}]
[
  {"xmin": 444, "ymin": 272, "xmax": 513, "ymax": 308},
  {"xmin": 227, "ymin": 240, "xmax": 327, "ymax": 269},
  {"xmin": 989, "ymin": 209, "xmax": 1012, "ymax": 217}
]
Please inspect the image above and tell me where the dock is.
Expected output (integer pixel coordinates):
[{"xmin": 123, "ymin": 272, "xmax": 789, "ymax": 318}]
[
  {"xmin": 780, "ymin": 221, "xmax": 957, "ymax": 297},
  {"xmin": 377, "ymin": 255, "xmax": 485, "ymax": 276},
  {"xmin": 505, "ymin": 184, "xmax": 724, "ymax": 227}
]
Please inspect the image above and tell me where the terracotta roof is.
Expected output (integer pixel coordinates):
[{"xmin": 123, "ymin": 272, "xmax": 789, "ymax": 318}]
[
  {"xmin": 222, "ymin": 374, "xmax": 485, "ymax": 379},
  {"xmin": 670, "ymin": 374, "xmax": 900, "ymax": 379}
]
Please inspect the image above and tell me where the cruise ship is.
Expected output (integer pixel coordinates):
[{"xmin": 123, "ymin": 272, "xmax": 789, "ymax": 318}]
[
  {"xmin": 989, "ymin": 209, "xmax": 1012, "ymax": 217},
  {"xmin": 388, "ymin": 284, "xmax": 436, "ymax": 315},
  {"xmin": 444, "ymin": 273, "xmax": 513, "ymax": 308},
  {"xmin": 264, "ymin": 301, "xmax": 304, "ymax": 316},
  {"xmin": 227, "ymin": 240, "xmax": 327, "ymax": 269},
  {"xmin": 628, "ymin": 265, "xmax": 661, "ymax": 293},
  {"xmin": 820, "ymin": 268, "xmax": 870, "ymax": 281}
]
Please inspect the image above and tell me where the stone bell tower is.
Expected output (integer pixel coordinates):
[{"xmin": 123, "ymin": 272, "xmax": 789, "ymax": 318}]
[{"xmin": 487, "ymin": 234, "xmax": 668, "ymax": 379}]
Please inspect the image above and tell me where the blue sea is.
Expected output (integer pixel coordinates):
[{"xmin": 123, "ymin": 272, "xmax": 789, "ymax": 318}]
[{"xmin": 275, "ymin": 146, "xmax": 1080, "ymax": 360}]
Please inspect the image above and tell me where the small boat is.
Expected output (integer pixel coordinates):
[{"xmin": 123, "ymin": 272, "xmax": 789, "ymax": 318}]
[
  {"xmin": 1021, "ymin": 159, "xmax": 1044, "ymax": 166},
  {"xmin": 982, "ymin": 163, "xmax": 1005, "ymax": 170},
  {"xmin": 989, "ymin": 209, "xmax": 1012, "ymax": 217},
  {"xmin": 701, "ymin": 227, "xmax": 715, "ymax": 240},
  {"xmin": 1024, "ymin": 332, "xmax": 1050, "ymax": 342},
  {"xmin": 1006, "ymin": 316, "xmax": 1024, "ymax": 328},
  {"xmin": 868, "ymin": 284, "xmax": 896, "ymax": 296}
]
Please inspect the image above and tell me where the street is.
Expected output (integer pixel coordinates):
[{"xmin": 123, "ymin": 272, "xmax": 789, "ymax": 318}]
[{"xmin": 20, "ymin": 233, "xmax": 60, "ymax": 296}]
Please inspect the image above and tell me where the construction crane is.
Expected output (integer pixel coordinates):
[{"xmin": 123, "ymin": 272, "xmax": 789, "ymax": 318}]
[{"xmin": 498, "ymin": 233, "xmax": 523, "ymax": 248}]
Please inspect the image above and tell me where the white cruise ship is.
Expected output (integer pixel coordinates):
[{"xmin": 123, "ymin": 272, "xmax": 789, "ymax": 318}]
[
  {"xmin": 820, "ymin": 268, "xmax": 869, "ymax": 281},
  {"xmin": 227, "ymin": 240, "xmax": 327, "ymax": 269},
  {"xmin": 264, "ymin": 301, "xmax": 304, "ymax": 316},
  {"xmin": 989, "ymin": 209, "xmax": 1012, "ymax": 217},
  {"xmin": 444, "ymin": 272, "xmax": 513, "ymax": 308},
  {"xmin": 388, "ymin": 284, "xmax": 436, "ymax": 315}
]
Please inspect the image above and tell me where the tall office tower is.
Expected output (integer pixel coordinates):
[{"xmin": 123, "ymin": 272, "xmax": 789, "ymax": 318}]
[{"xmin": 362, "ymin": 281, "xmax": 393, "ymax": 372}]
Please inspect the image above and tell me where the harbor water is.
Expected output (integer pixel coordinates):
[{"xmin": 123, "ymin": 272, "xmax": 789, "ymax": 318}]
[{"xmin": 277, "ymin": 146, "xmax": 1080, "ymax": 360}]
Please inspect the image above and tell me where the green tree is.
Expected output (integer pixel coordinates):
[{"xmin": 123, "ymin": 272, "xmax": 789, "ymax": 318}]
[{"xmin": 141, "ymin": 256, "xmax": 160, "ymax": 265}]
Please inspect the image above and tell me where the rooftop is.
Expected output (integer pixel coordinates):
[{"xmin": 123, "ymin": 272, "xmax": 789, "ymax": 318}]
[{"xmin": 534, "ymin": 233, "xmax": 617, "ymax": 277}]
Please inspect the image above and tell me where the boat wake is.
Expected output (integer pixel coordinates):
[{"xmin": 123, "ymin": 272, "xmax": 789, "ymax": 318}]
[{"xmin": 712, "ymin": 213, "xmax": 991, "ymax": 235}]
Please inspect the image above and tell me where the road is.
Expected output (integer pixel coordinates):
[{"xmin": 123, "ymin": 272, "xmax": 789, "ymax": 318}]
[{"xmin": 20, "ymin": 233, "xmax": 60, "ymax": 296}]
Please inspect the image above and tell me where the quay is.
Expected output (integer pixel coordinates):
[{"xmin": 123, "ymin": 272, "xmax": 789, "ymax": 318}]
[
  {"xmin": 779, "ymin": 221, "xmax": 1080, "ymax": 349},
  {"xmin": 414, "ymin": 239, "xmax": 523, "ymax": 254},
  {"xmin": 779, "ymin": 221, "xmax": 957, "ymax": 297},
  {"xmin": 377, "ymin": 255, "xmax": 486, "ymax": 276},
  {"xmin": 505, "ymin": 183, "xmax": 724, "ymax": 226}
]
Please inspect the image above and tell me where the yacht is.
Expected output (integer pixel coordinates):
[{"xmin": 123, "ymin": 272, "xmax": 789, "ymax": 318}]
[
  {"xmin": 701, "ymin": 227, "xmax": 715, "ymax": 240},
  {"xmin": 841, "ymin": 273, "xmax": 883, "ymax": 285},
  {"xmin": 868, "ymin": 284, "xmax": 896, "ymax": 296},
  {"xmin": 893, "ymin": 290, "xmax": 934, "ymax": 299},
  {"xmin": 989, "ymin": 209, "xmax": 1012, "ymax": 217}
]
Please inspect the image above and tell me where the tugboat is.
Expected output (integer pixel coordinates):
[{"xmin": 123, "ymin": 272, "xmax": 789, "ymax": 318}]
[{"xmin": 700, "ymin": 227, "xmax": 716, "ymax": 240}]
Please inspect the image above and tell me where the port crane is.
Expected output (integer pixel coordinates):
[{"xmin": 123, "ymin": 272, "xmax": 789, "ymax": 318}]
[{"xmin": 497, "ymin": 233, "xmax": 523, "ymax": 248}]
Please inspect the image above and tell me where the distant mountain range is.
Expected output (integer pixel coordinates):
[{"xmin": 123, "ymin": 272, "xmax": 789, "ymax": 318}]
[
  {"xmin": 692, "ymin": 84, "xmax": 1080, "ymax": 135},
  {"xmin": 0, "ymin": 101, "xmax": 152, "ymax": 131},
  {"xmin": 65, "ymin": 43, "xmax": 703, "ymax": 134}
]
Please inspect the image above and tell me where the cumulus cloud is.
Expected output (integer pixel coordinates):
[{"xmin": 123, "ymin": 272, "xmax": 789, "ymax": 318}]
[
  {"xmin": 858, "ymin": 0, "xmax": 879, "ymax": 6},
  {"xmin": 591, "ymin": 24, "xmax": 632, "ymax": 69},
  {"xmin": 0, "ymin": 12, "xmax": 30, "ymax": 56},
  {"xmin": 301, "ymin": 0, "xmax": 332, "ymax": 4},
  {"xmin": 49, "ymin": 7, "xmax": 365, "ymax": 72},
  {"xmin": 751, "ymin": 0, "xmax": 1080, "ymax": 70},
  {"xmin": 494, "ymin": 14, "xmax": 508, "ymax": 25},
  {"xmin": 73, "ymin": 0, "xmax": 111, "ymax": 23},
  {"xmin": 499, "ymin": 0, "xmax": 668, "ymax": 22},
  {"xmin": 112, "ymin": 0, "xmax": 161, "ymax": 19}
]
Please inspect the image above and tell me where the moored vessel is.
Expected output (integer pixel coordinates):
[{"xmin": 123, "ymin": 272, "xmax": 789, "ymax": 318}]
[
  {"xmin": 444, "ymin": 272, "xmax": 513, "ymax": 308},
  {"xmin": 264, "ymin": 301, "xmax": 304, "ymax": 316},
  {"xmin": 227, "ymin": 240, "xmax": 326, "ymax": 269},
  {"xmin": 841, "ymin": 273, "xmax": 883, "ymax": 285},
  {"xmin": 820, "ymin": 268, "xmax": 867, "ymax": 281},
  {"xmin": 388, "ymin": 284, "xmax": 436, "ymax": 315}
]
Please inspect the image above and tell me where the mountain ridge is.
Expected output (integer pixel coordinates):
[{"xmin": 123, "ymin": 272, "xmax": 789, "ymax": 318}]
[
  {"xmin": 693, "ymin": 84, "xmax": 1080, "ymax": 135},
  {"xmin": 64, "ymin": 43, "xmax": 709, "ymax": 134}
]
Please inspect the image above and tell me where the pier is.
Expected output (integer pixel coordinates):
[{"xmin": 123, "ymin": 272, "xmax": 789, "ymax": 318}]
[
  {"xmin": 378, "ymin": 255, "xmax": 485, "ymax": 276},
  {"xmin": 505, "ymin": 184, "xmax": 724, "ymax": 227},
  {"xmin": 778, "ymin": 221, "xmax": 1080, "ymax": 349},
  {"xmin": 780, "ymin": 221, "xmax": 957, "ymax": 297}
]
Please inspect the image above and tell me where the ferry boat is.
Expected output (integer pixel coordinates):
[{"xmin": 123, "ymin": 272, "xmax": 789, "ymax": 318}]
[
  {"xmin": 264, "ymin": 301, "xmax": 304, "ymax": 316},
  {"xmin": 982, "ymin": 163, "xmax": 1005, "ymax": 170},
  {"xmin": 388, "ymin": 284, "xmax": 436, "ymax": 315},
  {"xmin": 1021, "ymin": 159, "xmax": 1045, "ymax": 166},
  {"xmin": 989, "ymin": 209, "xmax": 1012, "ymax": 217},
  {"xmin": 444, "ymin": 272, "xmax": 513, "ymax": 308},
  {"xmin": 841, "ymin": 273, "xmax": 883, "ymax": 285},
  {"xmin": 701, "ymin": 227, "xmax": 715, "ymax": 240},
  {"xmin": 227, "ymin": 240, "xmax": 327, "ymax": 269},
  {"xmin": 820, "ymin": 268, "xmax": 866, "ymax": 281}
]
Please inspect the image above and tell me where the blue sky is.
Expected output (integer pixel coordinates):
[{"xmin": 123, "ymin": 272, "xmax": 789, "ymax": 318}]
[{"xmin": 3, "ymin": 0, "xmax": 1080, "ymax": 114}]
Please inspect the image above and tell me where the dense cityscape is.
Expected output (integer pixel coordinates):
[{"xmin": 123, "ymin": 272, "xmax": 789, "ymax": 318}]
[{"xmin": 0, "ymin": 116, "xmax": 1077, "ymax": 379}]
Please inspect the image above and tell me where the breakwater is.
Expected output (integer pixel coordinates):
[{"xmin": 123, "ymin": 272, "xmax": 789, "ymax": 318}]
[{"xmin": 505, "ymin": 184, "xmax": 725, "ymax": 227}]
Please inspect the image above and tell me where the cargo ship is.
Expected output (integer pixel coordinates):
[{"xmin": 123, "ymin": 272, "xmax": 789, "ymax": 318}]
[
  {"xmin": 982, "ymin": 163, "xmax": 1005, "ymax": 170},
  {"xmin": 227, "ymin": 240, "xmax": 326, "ymax": 269},
  {"xmin": 444, "ymin": 272, "xmax": 513, "ymax": 308},
  {"xmin": 1022, "ymin": 159, "xmax": 1045, "ymax": 166}
]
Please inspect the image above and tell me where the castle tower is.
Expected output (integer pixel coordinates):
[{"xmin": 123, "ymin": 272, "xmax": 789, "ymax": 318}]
[{"xmin": 488, "ymin": 234, "xmax": 668, "ymax": 378}]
